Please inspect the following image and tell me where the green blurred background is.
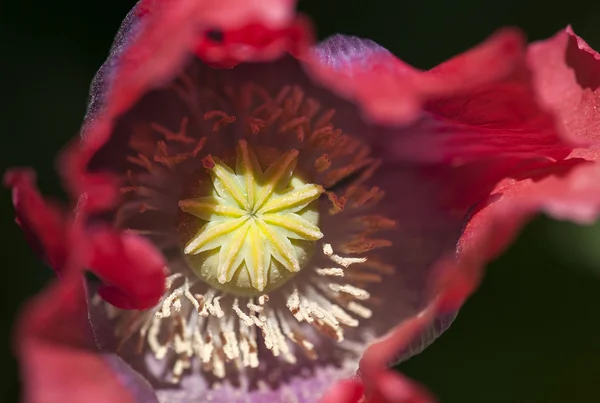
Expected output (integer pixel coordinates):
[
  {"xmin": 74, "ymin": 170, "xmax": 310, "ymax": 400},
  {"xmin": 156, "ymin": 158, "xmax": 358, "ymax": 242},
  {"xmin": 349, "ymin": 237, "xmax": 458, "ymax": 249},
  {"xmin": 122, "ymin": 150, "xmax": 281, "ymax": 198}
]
[{"xmin": 3, "ymin": 1, "xmax": 600, "ymax": 402}]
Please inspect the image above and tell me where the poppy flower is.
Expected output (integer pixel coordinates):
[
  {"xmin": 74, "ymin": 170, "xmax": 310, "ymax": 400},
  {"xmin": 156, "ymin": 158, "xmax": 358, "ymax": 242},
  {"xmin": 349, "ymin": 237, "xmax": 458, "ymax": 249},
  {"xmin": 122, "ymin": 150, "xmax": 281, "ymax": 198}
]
[{"xmin": 7, "ymin": 1, "xmax": 600, "ymax": 402}]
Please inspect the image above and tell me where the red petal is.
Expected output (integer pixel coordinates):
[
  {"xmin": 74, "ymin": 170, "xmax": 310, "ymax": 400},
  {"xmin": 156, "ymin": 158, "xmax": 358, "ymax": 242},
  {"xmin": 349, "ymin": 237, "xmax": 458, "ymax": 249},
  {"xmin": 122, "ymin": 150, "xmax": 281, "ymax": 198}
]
[
  {"xmin": 423, "ymin": 156, "xmax": 588, "ymax": 211},
  {"xmin": 356, "ymin": 305, "xmax": 442, "ymax": 403},
  {"xmin": 423, "ymin": 65, "xmax": 571, "ymax": 164},
  {"xmin": 368, "ymin": 371, "xmax": 437, "ymax": 403},
  {"xmin": 322, "ymin": 374, "xmax": 436, "ymax": 403},
  {"xmin": 4, "ymin": 168, "xmax": 166, "ymax": 310},
  {"xmin": 139, "ymin": 0, "xmax": 297, "ymax": 30},
  {"xmin": 87, "ymin": 228, "xmax": 166, "ymax": 310},
  {"xmin": 527, "ymin": 27, "xmax": 600, "ymax": 154},
  {"xmin": 307, "ymin": 29, "xmax": 527, "ymax": 126},
  {"xmin": 461, "ymin": 161, "xmax": 600, "ymax": 266},
  {"xmin": 16, "ymin": 272, "xmax": 156, "ymax": 403},
  {"xmin": 3, "ymin": 168, "xmax": 68, "ymax": 273},
  {"xmin": 310, "ymin": 29, "xmax": 575, "ymax": 175},
  {"xmin": 194, "ymin": 16, "xmax": 313, "ymax": 68}
]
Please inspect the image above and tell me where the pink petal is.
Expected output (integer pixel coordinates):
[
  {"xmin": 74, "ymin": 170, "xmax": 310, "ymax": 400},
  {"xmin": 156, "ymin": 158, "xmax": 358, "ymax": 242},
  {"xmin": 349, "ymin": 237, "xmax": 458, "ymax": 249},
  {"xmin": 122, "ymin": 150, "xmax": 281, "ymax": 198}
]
[
  {"xmin": 16, "ymin": 271, "xmax": 157, "ymax": 403},
  {"xmin": 318, "ymin": 379, "xmax": 364, "ymax": 403},
  {"xmin": 353, "ymin": 305, "xmax": 444, "ymax": 403},
  {"xmin": 4, "ymin": 167, "xmax": 166, "ymax": 310},
  {"xmin": 461, "ymin": 161, "xmax": 600, "ymax": 265},
  {"xmin": 4, "ymin": 168, "xmax": 68, "ymax": 273},
  {"xmin": 368, "ymin": 371, "xmax": 437, "ymax": 403},
  {"xmin": 87, "ymin": 228, "xmax": 166, "ymax": 310},
  {"xmin": 527, "ymin": 26, "xmax": 600, "ymax": 153},
  {"xmin": 307, "ymin": 29, "xmax": 528, "ymax": 126}
]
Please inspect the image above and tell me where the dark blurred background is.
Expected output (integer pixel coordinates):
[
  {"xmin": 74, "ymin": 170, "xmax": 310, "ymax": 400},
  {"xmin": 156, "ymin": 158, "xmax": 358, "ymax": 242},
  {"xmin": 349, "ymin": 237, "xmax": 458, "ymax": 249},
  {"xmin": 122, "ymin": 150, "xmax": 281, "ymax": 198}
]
[{"xmin": 3, "ymin": 1, "xmax": 600, "ymax": 402}]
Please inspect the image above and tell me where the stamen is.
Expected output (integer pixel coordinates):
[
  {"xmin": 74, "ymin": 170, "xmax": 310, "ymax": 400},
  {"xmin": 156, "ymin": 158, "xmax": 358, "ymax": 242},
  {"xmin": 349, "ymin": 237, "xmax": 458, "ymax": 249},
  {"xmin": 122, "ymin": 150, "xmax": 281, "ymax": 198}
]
[
  {"xmin": 326, "ymin": 192, "xmax": 347, "ymax": 215},
  {"xmin": 316, "ymin": 267, "xmax": 345, "ymax": 277},
  {"xmin": 191, "ymin": 137, "xmax": 207, "ymax": 157},
  {"xmin": 202, "ymin": 155, "xmax": 215, "ymax": 169},
  {"xmin": 330, "ymin": 305, "xmax": 359, "ymax": 327},
  {"xmin": 233, "ymin": 299, "xmax": 254, "ymax": 326},
  {"xmin": 204, "ymin": 110, "xmax": 236, "ymax": 132},
  {"xmin": 107, "ymin": 241, "xmax": 385, "ymax": 380},
  {"xmin": 119, "ymin": 185, "xmax": 159, "ymax": 198},
  {"xmin": 344, "ymin": 271, "xmax": 383, "ymax": 283},
  {"xmin": 238, "ymin": 324, "xmax": 259, "ymax": 368},
  {"xmin": 314, "ymin": 154, "xmax": 332, "ymax": 172},
  {"xmin": 311, "ymin": 108, "xmax": 335, "ymax": 131},
  {"xmin": 323, "ymin": 243, "xmax": 367, "ymax": 267},
  {"xmin": 155, "ymin": 287, "xmax": 184, "ymax": 319},
  {"xmin": 148, "ymin": 316, "xmax": 169, "ymax": 360},
  {"xmin": 126, "ymin": 154, "xmax": 154, "ymax": 172},
  {"xmin": 289, "ymin": 330, "xmax": 318, "ymax": 360},
  {"xmin": 151, "ymin": 117, "xmax": 194, "ymax": 144},
  {"xmin": 275, "ymin": 85, "xmax": 292, "ymax": 105},
  {"xmin": 342, "ymin": 237, "xmax": 393, "ymax": 254},
  {"xmin": 323, "ymin": 159, "xmax": 374, "ymax": 188},
  {"xmin": 347, "ymin": 301, "xmax": 373, "ymax": 319},
  {"xmin": 246, "ymin": 300, "xmax": 264, "ymax": 313},
  {"xmin": 328, "ymin": 284, "xmax": 370, "ymax": 300},
  {"xmin": 356, "ymin": 215, "xmax": 397, "ymax": 231},
  {"xmin": 308, "ymin": 126, "xmax": 337, "ymax": 148},
  {"xmin": 221, "ymin": 317, "xmax": 240, "ymax": 360},
  {"xmin": 279, "ymin": 116, "xmax": 307, "ymax": 133},
  {"xmin": 153, "ymin": 141, "xmax": 192, "ymax": 169},
  {"xmin": 247, "ymin": 117, "xmax": 266, "ymax": 134}
]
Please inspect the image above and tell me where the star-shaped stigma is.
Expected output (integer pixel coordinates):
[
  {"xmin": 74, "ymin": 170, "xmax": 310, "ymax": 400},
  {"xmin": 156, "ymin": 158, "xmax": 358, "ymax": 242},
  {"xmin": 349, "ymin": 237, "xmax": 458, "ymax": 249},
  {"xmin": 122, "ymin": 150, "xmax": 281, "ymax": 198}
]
[{"xmin": 179, "ymin": 140, "xmax": 325, "ymax": 292}]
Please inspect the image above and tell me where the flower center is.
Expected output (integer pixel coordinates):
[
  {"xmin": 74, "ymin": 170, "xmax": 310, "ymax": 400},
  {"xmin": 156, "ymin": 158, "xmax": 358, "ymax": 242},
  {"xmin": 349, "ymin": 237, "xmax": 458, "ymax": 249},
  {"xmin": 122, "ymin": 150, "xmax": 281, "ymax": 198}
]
[
  {"xmin": 103, "ymin": 74, "xmax": 397, "ymax": 386},
  {"xmin": 178, "ymin": 140, "xmax": 324, "ymax": 296}
]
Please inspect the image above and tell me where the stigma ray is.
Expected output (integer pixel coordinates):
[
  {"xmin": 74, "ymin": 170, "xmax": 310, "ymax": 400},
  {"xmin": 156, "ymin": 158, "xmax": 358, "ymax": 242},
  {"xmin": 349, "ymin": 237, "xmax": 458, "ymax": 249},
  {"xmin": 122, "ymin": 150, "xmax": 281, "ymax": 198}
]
[{"xmin": 180, "ymin": 140, "xmax": 324, "ymax": 294}]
